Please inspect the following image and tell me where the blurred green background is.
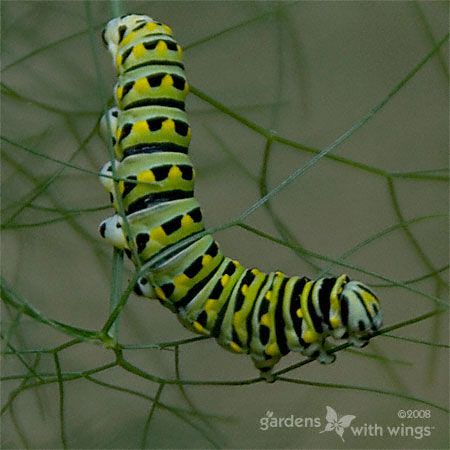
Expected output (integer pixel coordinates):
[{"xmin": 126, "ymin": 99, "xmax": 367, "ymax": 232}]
[{"xmin": 1, "ymin": 1, "xmax": 448, "ymax": 448}]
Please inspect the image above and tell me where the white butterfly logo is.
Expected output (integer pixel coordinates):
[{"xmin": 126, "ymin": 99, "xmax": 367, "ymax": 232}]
[{"xmin": 320, "ymin": 406, "xmax": 356, "ymax": 442}]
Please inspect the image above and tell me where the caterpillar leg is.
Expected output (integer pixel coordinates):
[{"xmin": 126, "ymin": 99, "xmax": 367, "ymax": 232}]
[
  {"xmin": 133, "ymin": 276, "xmax": 156, "ymax": 299},
  {"xmin": 251, "ymin": 355, "xmax": 280, "ymax": 383},
  {"xmin": 98, "ymin": 214, "xmax": 128, "ymax": 249},
  {"xmin": 98, "ymin": 108, "xmax": 120, "ymax": 203},
  {"xmin": 100, "ymin": 107, "xmax": 120, "ymax": 142},
  {"xmin": 99, "ymin": 217, "xmax": 157, "ymax": 300},
  {"xmin": 294, "ymin": 342, "xmax": 336, "ymax": 365},
  {"xmin": 99, "ymin": 160, "xmax": 118, "ymax": 194},
  {"xmin": 348, "ymin": 335, "xmax": 369, "ymax": 348},
  {"xmin": 317, "ymin": 348, "xmax": 336, "ymax": 364},
  {"xmin": 316, "ymin": 338, "xmax": 336, "ymax": 364}
]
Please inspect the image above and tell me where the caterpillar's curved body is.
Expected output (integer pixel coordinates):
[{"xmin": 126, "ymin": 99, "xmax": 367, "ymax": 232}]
[{"xmin": 99, "ymin": 14, "xmax": 382, "ymax": 379}]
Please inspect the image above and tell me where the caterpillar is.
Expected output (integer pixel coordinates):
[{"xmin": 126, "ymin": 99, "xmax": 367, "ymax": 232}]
[{"xmin": 98, "ymin": 14, "xmax": 382, "ymax": 380}]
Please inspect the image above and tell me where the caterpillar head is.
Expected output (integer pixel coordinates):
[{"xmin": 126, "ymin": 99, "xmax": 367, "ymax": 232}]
[
  {"xmin": 340, "ymin": 281, "xmax": 382, "ymax": 343},
  {"xmin": 102, "ymin": 14, "xmax": 154, "ymax": 54}
]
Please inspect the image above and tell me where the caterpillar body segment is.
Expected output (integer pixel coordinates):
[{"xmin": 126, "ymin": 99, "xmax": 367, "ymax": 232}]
[{"xmin": 99, "ymin": 14, "xmax": 382, "ymax": 379}]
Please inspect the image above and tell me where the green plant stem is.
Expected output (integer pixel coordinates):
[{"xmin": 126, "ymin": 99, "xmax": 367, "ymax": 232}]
[
  {"xmin": 109, "ymin": 248, "xmax": 124, "ymax": 342},
  {"xmin": 53, "ymin": 353, "xmax": 68, "ymax": 449},
  {"xmin": 141, "ymin": 383, "xmax": 164, "ymax": 449}
]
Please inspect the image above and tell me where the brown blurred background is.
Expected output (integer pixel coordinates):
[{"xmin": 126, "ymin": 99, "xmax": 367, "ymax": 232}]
[{"xmin": 1, "ymin": 1, "xmax": 448, "ymax": 448}]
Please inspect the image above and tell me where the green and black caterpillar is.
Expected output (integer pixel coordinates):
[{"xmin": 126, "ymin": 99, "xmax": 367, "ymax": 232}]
[{"xmin": 98, "ymin": 14, "xmax": 382, "ymax": 380}]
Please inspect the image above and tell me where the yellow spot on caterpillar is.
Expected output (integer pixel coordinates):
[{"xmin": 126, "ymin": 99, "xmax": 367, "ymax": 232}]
[
  {"xmin": 168, "ymin": 165, "xmax": 182, "ymax": 180},
  {"xmin": 251, "ymin": 268, "xmax": 260, "ymax": 275},
  {"xmin": 132, "ymin": 43, "xmax": 146, "ymax": 59},
  {"xmin": 174, "ymin": 273, "xmax": 190, "ymax": 286},
  {"xmin": 260, "ymin": 313, "xmax": 270, "ymax": 327},
  {"xmin": 126, "ymin": 31, "xmax": 137, "ymax": 43},
  {"xmin": 161, "ymin": 74, "xmax": 173, "ymax": 87},
  {"xmin": 146, "ymin": 22, "xmax": 158, "ymax": 32},
  {"xmin": 202, "ymin": 254, "xmax": 212, "ymax": 266},
  {"xmin": 241, "ymin": 284, "xmax": 248, "ymax": 295},
  {"xmin": 193, "ymin": 321, "xmax": 208, "ymax": 335},
  {"xmin": 330, "ymin": 316, "xmax": 341, "ymax": 328},
  {"xmin": 162, "ymin": 24, "xmax": 172, "ymax": 35},
  {"xmin": 116, "ymin": 85, "xmax": 124, "ymax": 100},
  {"xmin": 205, "ymin": 299, "xmax": 216, "ymax": 312},
  {"xmin": 265, "ymin": 291, "xmax": 272, "ymax": 301},
  {"xmin": 229, "ymin": 342, "xmax": 242, "ymax": 353},
  {"xmin": 221, "ymin": 274, "xmax": 230, "ymax": 287},
  {"xmin": 154, "ymin": 287, "xmax": 166, "ymax": 300},
  {"xmin": 134, "ymin": 77, "xmax": 149, "ymax": 93},
  {"xmin": 118, "ymin": 181, "xmax": 125, "ymax": 194},
  {"xmin": 177, "ymin": 45, "xmax": 183, "ymax": 57},
  {"xmin": 137, "ymin": 170, "xmax": 156, "ymax": 184},
  {"xmin": 296, "ymin": 308, "xmax": 303, "ymax": 318},
  {"xmin": 303, "ymin": 330, "xmax": 318, "ymax": 344},
  {"xmin": 150, "ymin": 226, "xmax": 166, "ymax": 242},
  {"xmin": 155, "ymin": 40, "xmax": 168, "ymax": 56},
  {"xmin": 181, "ymin": 214, "xmax": 194, "ymax": 228},
  {"xmin": 115, "ymin": 54, "xmax": 122, "ymax": 68},
  {"xmin": 120, "ymin": 34, "xmax": 134, "ymax": 47},
  {"xmin": 133, "ymin": 120, "xmax": 148, "ymax": 134},
  {"xmin": 115, "ymin": 128, "xmax": 121, "ymax": 140},
  {"xmin": 161, "ymin": 118, "xmax": 175, "ymax": 132},
  {"xmin": 266, "ymin": 343, "xmax": 279, "ymax": 356}
]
